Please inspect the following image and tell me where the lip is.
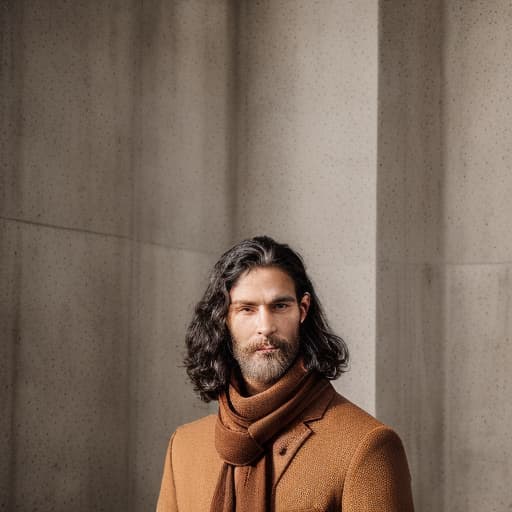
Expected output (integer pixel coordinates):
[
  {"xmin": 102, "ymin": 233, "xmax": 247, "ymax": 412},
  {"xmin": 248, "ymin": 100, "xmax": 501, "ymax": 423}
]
[{"xmin": 256, "ymin": 346, "xmax": 279, "ymax": 352}]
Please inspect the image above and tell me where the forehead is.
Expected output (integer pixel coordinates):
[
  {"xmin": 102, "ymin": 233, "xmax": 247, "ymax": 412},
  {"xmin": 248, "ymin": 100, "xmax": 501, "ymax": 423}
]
[{"xmin": 229, "ymin": 266, "xmax": 296, "ymax": 301}]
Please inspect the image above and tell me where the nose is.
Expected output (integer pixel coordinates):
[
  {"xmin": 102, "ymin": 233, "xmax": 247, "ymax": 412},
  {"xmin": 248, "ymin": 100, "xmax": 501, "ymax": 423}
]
[{"xmin": 256, "ymin": 306, "xmax": 276, "ymax": 337}]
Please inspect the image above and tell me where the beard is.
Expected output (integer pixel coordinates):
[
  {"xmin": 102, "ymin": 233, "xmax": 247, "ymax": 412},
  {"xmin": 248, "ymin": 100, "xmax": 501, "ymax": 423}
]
[{"xmin": 231, "ymin": 334, "xmax": 300, "ymax": 386}]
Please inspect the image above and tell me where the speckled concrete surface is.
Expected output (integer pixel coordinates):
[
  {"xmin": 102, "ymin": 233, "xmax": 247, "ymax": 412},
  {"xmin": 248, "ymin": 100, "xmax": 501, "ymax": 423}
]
[
  {"xmin": 1, "ymin": 1, "xmax": 233, "ymax": 510},
  {"xmin": 443, "ymin": 2, "xmax": 512, "ymax": 264},
  {"xmin": 3, "ymin": 1, "xmax": 512, "ymax": 511},
  {"xmin": 378, "ymin": 1, "xmax": 512, "ymax": 511},
  {"xmin": 377, "ymin": 1, "xmax": 445, "ymax": 509},
  {"xmin": 305, "ymin": 259, "xmax": 377, "ymax": 413},
  {"xmin": 442, "ymin": 4, "xmax": 512, "ymax": 511},
  {"xmin": 1, "ymin": 219, "xmax": 132, "ymax": 511},
  {"xmin": 234, "ymin": 0, "xmax": 379, "ymax": 412},
  {"xmin": 444, "ymin": 264, "xmax": 512, "ymax": 512},
  {"xmin": 376, "ymin": 261, "xmax": 446, "ymax": 511},
  {"xmin": 129, "ymin": 243, "xmax": 215, "ymax": 511},
  {"xmin": 1, "ymin": 1, "xmax": 136, "ymax": 237},
  {"xmin": 135, "ymin": 0, "xmax": 236, "ymax": 253}
]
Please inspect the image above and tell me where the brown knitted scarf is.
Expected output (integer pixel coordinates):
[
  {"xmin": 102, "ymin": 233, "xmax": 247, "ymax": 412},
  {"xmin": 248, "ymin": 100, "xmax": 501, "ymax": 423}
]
[{"xmin": 211, "ymin": 359, "xmax": 330, "ymax": 512}]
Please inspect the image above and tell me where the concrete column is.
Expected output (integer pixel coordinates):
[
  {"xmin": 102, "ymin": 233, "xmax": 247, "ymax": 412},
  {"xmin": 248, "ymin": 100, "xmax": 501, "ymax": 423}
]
[
  {"xmin": 377, "ymin": 1, "xmax": 445, "ymax": 509},
  {"xmin": 442, "ymin": 2, "xmax": 512, "ymax": 510},
  {"xmin": 378, "ymin": 1, "xmax": 512, "ymax": 511},
  {"xmin": 234, "ymin": 0, "xmax": 379, "ymax": 413}
]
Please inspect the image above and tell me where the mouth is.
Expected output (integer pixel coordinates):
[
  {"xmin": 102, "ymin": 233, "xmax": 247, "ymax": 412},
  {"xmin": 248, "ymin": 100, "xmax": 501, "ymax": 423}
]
[{"xmin": 256, "ymin": 346, "xmax": 279, "ymax": 353}]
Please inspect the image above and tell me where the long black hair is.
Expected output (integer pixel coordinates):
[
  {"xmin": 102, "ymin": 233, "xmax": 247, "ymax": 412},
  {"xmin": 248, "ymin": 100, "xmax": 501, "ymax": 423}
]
[{"xmin": 184, "ymin": 236, "xmax": 349, "ymax": 402}]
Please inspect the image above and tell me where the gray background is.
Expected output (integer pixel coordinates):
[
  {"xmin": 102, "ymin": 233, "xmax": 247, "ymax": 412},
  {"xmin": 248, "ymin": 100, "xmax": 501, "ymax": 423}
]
[{"xmin": 1, "ymin": 1, "xmax": 511, "ymax": 511}]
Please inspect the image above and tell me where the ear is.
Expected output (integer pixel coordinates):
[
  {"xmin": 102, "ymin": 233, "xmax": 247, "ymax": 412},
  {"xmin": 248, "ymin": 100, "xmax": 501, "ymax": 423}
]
[{"xmin": 299, "ymin": 292, "xmax": 311, "ymax": 323}]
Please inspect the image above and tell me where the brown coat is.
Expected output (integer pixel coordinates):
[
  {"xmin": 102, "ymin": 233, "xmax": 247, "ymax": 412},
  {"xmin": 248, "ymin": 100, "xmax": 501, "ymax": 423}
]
[{"xmin": 156, "ymin": 391, "xmax": 414, "ymax": 511}]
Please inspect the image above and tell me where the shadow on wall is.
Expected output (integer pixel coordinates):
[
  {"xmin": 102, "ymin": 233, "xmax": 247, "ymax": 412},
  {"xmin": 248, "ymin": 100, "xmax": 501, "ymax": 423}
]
[{"xmin": 377, "ymin": 1, "xmax": 445, "ymax": 511}]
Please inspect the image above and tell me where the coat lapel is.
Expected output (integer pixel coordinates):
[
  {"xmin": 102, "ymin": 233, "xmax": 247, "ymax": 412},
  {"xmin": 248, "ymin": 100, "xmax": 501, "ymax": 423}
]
[{"xmin": 271, "ymin": 384, "xmax": 336, "ymax": 490}]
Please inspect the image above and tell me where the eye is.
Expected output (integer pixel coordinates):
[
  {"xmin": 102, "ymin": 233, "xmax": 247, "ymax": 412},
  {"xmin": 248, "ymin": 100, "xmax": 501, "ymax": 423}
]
[{"xmin": 273, "ymin": 303, "xmax": 289, "ymax": 311}]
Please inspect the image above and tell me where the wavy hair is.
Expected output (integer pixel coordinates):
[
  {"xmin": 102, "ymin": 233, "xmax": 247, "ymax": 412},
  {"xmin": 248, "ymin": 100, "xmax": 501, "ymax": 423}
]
[{"xmin": 184, "ymin": 236, "xmax": 349, "ymax": 402}]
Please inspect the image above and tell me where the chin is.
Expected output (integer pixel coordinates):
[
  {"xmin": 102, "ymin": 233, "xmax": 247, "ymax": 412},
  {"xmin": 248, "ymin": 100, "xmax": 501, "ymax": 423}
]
[{"xmin": 245, "ymin": 360, "xmax": 290, "ymax": 384}]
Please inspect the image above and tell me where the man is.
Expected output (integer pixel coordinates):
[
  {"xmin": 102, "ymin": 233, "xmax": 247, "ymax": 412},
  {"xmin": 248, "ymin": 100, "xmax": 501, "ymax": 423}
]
[{"xmin": 157, "ymin": 236, "xmax": 414, "ymax": 512}]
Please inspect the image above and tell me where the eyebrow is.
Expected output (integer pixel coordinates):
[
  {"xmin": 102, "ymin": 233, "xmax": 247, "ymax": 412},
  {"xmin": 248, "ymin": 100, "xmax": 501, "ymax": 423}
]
[{"xmin": 230, "ymin": 295, "xmax": 297, "ymax": 306}]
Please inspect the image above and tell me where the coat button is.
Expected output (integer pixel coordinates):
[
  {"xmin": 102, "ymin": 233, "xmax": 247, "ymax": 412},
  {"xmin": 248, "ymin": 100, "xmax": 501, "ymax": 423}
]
[{"xmin": 279, "ymin": 446, "xmax": 287, "ymax": 456}]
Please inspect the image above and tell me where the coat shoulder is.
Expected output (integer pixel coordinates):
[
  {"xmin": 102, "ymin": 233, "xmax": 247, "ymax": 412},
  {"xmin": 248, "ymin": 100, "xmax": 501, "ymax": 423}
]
[
  {"xmin": 308, "ymin": 391, "xmax": 397, "ymax": 460},
  {"xmin": 325, "ymin": 392, "xmax": 385, "ymax": 432},
  {"xmin": 172, "ymin": 413, "xmax": 217, "ymax": 455},
  {"xmin": 174, "ymin": 413, "xmax": 216, "ymax": 438}
]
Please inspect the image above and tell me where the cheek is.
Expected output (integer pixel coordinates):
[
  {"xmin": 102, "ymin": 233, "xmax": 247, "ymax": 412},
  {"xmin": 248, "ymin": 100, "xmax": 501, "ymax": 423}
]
[
  {"xmin": 279, "ymin": 314, "xmax": 301, "ymax": 334},
  {"xmin": 228, "ymin": 316, "xmax": 254, "ymax": 338}
]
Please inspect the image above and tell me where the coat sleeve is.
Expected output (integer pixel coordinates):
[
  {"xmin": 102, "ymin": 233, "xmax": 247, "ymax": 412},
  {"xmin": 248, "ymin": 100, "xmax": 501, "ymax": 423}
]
[
  {"xmin": 342, "ymin": 425, "xmax": 414, "ymax": 512},
  {"xmin": 156, "ymin": 432, "xmax": 178, "ymax": 512}
]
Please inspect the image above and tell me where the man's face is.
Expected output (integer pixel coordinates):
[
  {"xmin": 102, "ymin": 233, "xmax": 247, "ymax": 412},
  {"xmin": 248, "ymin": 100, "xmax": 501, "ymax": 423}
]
[{"xmin": 226, "ymin": 266, "xmax": 310, "ymax": 394}]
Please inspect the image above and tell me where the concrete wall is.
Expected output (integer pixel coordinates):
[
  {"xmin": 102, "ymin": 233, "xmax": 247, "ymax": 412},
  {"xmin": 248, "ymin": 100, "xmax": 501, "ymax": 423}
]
[
  {"xmin": 378, "ymin": 1, "xmax": 512, "ymax": 511},
  {"xmin": 130, "ymin": 2, "xmax": 235, "ymax": 509},
  {"xmin": 377, "ymin": 1, "xmax": 445, "ymax": 509},
  {"xmin": 442, "ymin": 3, "xmax": 512, "ymax": 510},
  {"xmin": 1, "ymin": 1, "xmax": 233, "ymax": 510},
  {"xmin": 235, "ymin": 0, "xmax": 379, "ymax": 413},
  {"xmin": 3, "ymin": 1, "xmax": 512, "ymax": 512}
]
